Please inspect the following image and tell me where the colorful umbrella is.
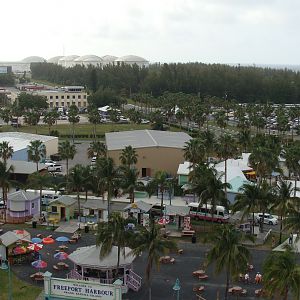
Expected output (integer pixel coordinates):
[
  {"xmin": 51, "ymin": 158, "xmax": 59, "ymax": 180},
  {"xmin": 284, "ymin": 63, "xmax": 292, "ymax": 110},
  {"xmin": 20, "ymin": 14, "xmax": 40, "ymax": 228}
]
[
  {"xmin": 27, "ymin": 243, "xmax": 43, "ymax": 252},
  {"xmin": 42, "ymin": 237, "xmax": 55, "ymax": 244},
  {"xmin": 14, "ymin": 229, "xmax": 25, "ymax": 235},
  {"xmin": 32, "ymin": 259, "xmax": 47, "ymax": 269},
  {"xmin": 31, "ymin": 237, "xmax": 43, "ymax": 244},
  {"xmin": 13, "ymin": 246, "xmax": 27, "ymax": 255},
  {"xmin": 157, "ymin": 217, "xmax": 170, "ymax": 225},
  {"xmin": 54, "ymin": 252, "xmax": 68, "ymax": 260},
  {"xmin": 55, "ymin": 236, "xmax": 69, "ymax": 243}
]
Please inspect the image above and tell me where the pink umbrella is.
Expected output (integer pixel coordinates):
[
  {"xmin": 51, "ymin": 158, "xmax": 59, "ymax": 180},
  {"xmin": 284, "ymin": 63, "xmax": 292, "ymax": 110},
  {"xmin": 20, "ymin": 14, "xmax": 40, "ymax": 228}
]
[
  {"xmin": 32, "ymin": 259, "xmax": 47, "ymax": 269},
  {"xmin": 54, "ymin": 252, "xmax": 68, "ymax": 260},
  {"xmin": 27, "ymin": 243, "xmax": 43, "ymax": 252},
  {"xmin": 157, "ymin": 217, "xmax": 170, "ymax": 225}
]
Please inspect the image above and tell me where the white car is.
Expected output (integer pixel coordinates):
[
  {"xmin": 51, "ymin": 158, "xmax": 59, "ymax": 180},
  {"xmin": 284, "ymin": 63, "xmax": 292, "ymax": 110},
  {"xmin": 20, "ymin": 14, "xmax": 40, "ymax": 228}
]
[
  {"xmin": 47, "ymin": 164, "xmax": 62, "ymax": 172},
  {"xmin": 45, "ymin": 160, "xmax": 57, "ymax": 166},
  {"xmin": 255, "ymin": 213, "xmax": 278, "ymax": 225}
]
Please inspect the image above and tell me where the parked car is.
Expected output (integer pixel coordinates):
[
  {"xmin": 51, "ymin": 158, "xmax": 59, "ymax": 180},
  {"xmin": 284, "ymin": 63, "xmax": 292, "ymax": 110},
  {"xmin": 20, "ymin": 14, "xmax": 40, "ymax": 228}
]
[
  {"xmin": 255, "ymin": 213, "xmax": 278, "ymax": 225},
  {"xmin": 47, "ymin": 164, "xmax": 62, "ymax": 172},
  {"xmin": 44, "ymin": 159, "xmax": 57, "ymax": 166},
  {"xmin": 237, "ymin": 223, "xmax": 251, "ymax": 234}
]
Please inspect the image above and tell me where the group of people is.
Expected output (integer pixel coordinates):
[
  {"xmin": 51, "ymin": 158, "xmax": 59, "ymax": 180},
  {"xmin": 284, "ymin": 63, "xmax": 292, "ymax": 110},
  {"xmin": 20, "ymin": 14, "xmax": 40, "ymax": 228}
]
[{"xmin": 242, "ymin": 272, "xmax": 262, "ymax": 284}]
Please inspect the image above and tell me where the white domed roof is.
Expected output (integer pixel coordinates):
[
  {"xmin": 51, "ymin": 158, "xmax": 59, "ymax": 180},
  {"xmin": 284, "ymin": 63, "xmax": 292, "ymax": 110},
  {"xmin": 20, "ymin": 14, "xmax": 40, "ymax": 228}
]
[
  {"xmin": 59, "ymin": 55, "xmax": 79, "ymax": 62},
  {"xmin": 101, "ymin": 55, "xmax": 118, "ymax": 62},
  {"xmin": 47, "ymin": 56, "xmax": 64, "ymax": 64},
  {"xmin": 115, "ymin": 55, "xmax": 148, "ymax": 63},
  {"xmin": 74, "ymin": 55, "xmax": 103, "ymax": 62},
  {"xmin": 22, "ymin": 56, "xmax": 46, "ymax": 63}
]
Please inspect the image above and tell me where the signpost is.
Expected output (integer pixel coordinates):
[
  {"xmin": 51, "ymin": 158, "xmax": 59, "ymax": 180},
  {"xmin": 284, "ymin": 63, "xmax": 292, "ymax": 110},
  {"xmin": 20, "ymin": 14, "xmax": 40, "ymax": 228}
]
[{"xmin": 44, "ymin": 273, "xmax": 122, "ymax": 300}]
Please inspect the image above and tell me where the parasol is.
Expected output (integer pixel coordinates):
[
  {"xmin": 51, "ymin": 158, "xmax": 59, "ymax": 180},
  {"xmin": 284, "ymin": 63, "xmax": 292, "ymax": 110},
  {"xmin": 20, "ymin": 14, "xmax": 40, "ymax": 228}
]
[
  {"xmin": 27, "ymin": 243, "xmax": 43, "ymax": 252},
  {"xmin": 54, "ymin": 252, "xmax": 68, "ymax": 260},
  {"xmin": 31, "ymin": 237, "xmax": 43, "ymax": 244},
  {"xmin": 42, "ymin": 237, "xmax": 55, "ymax": 244}
]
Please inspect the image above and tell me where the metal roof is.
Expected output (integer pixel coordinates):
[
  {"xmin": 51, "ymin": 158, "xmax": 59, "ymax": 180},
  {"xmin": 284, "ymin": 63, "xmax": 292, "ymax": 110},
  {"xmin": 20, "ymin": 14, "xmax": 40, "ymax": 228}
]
[
  {"xmin": 49, "ymin": 195, "xmax": 76, "ymax": 206},
  {"xmin": 0, "ymin": 230, "xmax": 31, "ymax": 247},
  {"xmin": 68, "ymin": 245, "xmax": 135, "ymax": 268},
  {"xmin": 105, "ymin": 130, "xmax": 191, "ymax": 151},
  {"xmin": 124, "ymin": 201, "xmax": 153, "ymax": 213},
  {"xmin": 7, "ymin": 160, "xmax": 46, "ymax": 174},
  {"xmin": 8, "ymin": 190, "xmax": 39, "ymax": 201}
]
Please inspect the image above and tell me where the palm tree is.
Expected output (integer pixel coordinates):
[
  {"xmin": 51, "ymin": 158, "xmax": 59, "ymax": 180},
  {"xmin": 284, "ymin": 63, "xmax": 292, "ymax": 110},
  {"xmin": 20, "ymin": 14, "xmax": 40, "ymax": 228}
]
[
  {"xmin": 272, "ymin": 180, "xmax": 295, "ymax": 244},
  {"xmin": 93, "ymin": 157, "xmax": 119, "ymax": 216},
  {"xmin": 27, "ymin": 172, "xmax": 53, "ymax": 217},
  {"xmin": 58, "ymin": 140, "xmax": 76, "ymax": 176},
  {"xmin": 120, "ymin": 166, "xmax": 143, "ymax": 203},
  {"xmin": 175, "ymin": 110, "xmax": 185, "ymax": 129},
  {"xmin": 284, "ymin": 142, "xmax": 300, "ymax": 197},
  {"xmin": 88, "ymin": 106, "xmax": 102, "ymax": 140},
  {"xmin": 0, "ymin": 161, "xmax": 14, "ymax": 222},
  {"xmin": 130, "ymin": 223, "xmax": 177, "ymax": 300},
  {"xmin": 0, "ymin": 141, "xmax": 13, "ymax": 165},
  {"xmin": 43, "ymin": 111, "xmax": 59, "ymax": 135},
  {"xmin": 263, "ymin": 249, "xmax": 300, "ymax": 300},
  {"xmin": 153, "ymin": 171, "xmax": 169, "ymax": 217},
  {"xmin": 27, "ymin": 140, "xmax": 46, "ymax": 172},
  {"xmin": 232, "ymin": 183, "xmax": 259, "ymax": 235},
  {"xmin": 283, "ymin": 205, "xmax": 300, "ymax": 234},
  {"xmin": 68, "ymin": 104, "xmax": 80, "ymax": 143},
  {"xmin": 206, "ymin": 224, "xmax": 253, "ymax": 300},
  {"xmin": 87, "ymin": 141, "xmax": 107, "ymax": 159},
  {"xmin": 67, "ymin": 164, "xmax": 89, "ymax": 222},
  {"xmin": 199, "ymin": 130, "xmax": 215, "ymax": 163},
  {"xmin": 183, "ymin": 138, "xmax": 205, "ymax": 166},
  {"xmin": 119, "ymin": 145, "xmax": 138, "ymax": 168},
  {"xmin": 237, "ymin": 129, "xmax": 251, "ymax": 153},
  {"xmin": 96, "ymin": 212, "xmax": 129, "ymax": 280},
  {"xmin": 216, "ymin": 134, "xmax": 238, "ymax": 198}
]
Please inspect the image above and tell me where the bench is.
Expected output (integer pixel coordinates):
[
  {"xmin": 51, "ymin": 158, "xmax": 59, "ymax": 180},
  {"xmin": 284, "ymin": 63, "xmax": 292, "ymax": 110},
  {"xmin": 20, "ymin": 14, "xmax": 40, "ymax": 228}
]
[{"xmin": 181, "ymin": 230, "xmax": 195, "ymax": 236}]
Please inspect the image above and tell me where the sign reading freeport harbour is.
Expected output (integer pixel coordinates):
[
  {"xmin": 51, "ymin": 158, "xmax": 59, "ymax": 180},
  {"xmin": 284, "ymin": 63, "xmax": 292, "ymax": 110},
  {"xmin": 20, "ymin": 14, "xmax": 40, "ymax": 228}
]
[{"xmin": 45, "ymin": 277, "xmax": 122, "ymax": 300}]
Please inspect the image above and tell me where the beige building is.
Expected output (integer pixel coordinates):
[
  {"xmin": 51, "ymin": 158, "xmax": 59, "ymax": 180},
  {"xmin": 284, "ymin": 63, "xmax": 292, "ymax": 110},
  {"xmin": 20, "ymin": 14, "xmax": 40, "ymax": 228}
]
[
  {"xmin": 35, "ymin": 86, "xmax": 87, "ymax": 109},
  {"xmin": 105, "ymin": 130, "xmax": 191, "ymax": 177}
]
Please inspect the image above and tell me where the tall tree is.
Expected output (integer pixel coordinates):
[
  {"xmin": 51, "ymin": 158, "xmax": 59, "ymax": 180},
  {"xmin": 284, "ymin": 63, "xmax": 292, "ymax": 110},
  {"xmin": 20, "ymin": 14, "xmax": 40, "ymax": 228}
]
[
  {"xmin": 0, "ymin": 141, "xmax": 13, "ymax": 165},
  {"xmin": 206, "ymin": 224, "xmax": 253, "ymax": 300},
  {"xmin": 263, "ymin": 249, "xmax": 300, "ymax": 300},
  {"xmin": 87, "ymin": 141, "xmax": 107, "ymax": 159},
  {"xmin": 153, "ymin": 171, "xmax": 169, "ymax": 217},
  {"xmin": 96, "ymin": 212, "xmax": 129, "ymax": 280},
  {"xmin": 87, "ymin": 106, "xmax": 102, "ymax": 140},
  {"xmin": 183, "ymin": 138, "xmax": 205, "ymax": 166},
  {"xmin": 43, "ymin": 111, "xmax": 59, "ymax": 135},
  {"xmin": 68, "ymin": 104, "xmax": 80, "ymax": 143},
  {"xmin": 119, "ymin": 145, "xmax": 138, "ymax": 168},
  {"xmin": 216, "ymin": 134, "xmax": 238, "ymax": 198},
  {"xmin": 0, "ymin": 162, "xmax": 14, "ymax": 222},
  {"xmin": 24, "ymin": 111, "xmax": 41, "ymax": 134},
  {"xmin": 27, "ymin": 140, "xmax": 46, "ymax": 172},
  {"xmin": 58, "ymin": 140, "xmax": 76, "ymax": 176},
  {"xmin": 130, "ymin": 223, "xmax": 177, "ymax": 300}
]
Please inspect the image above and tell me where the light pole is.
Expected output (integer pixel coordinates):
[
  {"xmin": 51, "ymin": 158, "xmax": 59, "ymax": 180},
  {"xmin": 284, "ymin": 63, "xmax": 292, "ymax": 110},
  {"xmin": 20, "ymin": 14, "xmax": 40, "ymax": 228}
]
[
  {"xmin": 172, "ymin": 278, "xmax": 180, "ymax": 300},
  {"xmin": 1, "ymin": 259, "xmax": 12, "ymax": 300}
]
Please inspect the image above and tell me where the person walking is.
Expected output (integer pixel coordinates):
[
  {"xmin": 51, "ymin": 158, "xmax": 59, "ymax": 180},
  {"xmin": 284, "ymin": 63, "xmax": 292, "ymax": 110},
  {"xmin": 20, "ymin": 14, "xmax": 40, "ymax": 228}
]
[{"xmin": 289, "ymin": 233, "xmax": 293, "ymax": 244}]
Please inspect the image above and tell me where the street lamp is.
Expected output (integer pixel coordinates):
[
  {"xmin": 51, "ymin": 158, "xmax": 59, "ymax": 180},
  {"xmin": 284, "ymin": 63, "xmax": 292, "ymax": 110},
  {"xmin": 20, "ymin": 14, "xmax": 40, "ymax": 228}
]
[
  {"xmin": 0, "ymin": 259, "xmax": 12, "ymax": 300},
  {"xmin": 172, "ymin": 278, "xmax": 181, "ymax": 300}
]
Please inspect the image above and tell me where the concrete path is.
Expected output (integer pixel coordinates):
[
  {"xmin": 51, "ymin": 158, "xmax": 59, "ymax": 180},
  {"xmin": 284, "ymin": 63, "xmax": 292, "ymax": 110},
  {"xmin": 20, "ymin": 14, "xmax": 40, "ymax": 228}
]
[{"xmin": 273, "ymin": 234, "xmax": 300, "ymax": 252}]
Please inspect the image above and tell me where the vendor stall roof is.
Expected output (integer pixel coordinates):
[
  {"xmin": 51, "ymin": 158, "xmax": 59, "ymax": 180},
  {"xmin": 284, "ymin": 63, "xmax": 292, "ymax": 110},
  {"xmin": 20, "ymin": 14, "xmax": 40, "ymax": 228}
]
[
  {"xmin": 124, "ymin": 201, "xmax": 153, "ymax": 213},
  {"xmin": 68, "ymin": 245, "xmax": 135, "ymax": 268},
  {"xmin": 165, "ymin": 205, "xmax": 190, "ymax": 216},
  {"xmin": 0, "ymin": 230, "xmax": 31, "ymax": 247}
]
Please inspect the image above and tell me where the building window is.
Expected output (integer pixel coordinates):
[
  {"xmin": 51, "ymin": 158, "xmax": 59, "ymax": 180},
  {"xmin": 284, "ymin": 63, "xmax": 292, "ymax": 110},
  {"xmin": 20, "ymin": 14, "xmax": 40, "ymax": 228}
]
[
  {"xmin": 56, "ymin": 102, "xmax": 59, "ymax": 107},
  {"xmin": 61, "ymin": 102, "xmax": 64, "ymax": 107},
  {"xmin": 67, "ymin": 95, "xmax": 70, "ymax": 99},
  {"xmin": 84, "ymin": 95, "xmax": 87, "ymax": 99},
  {"xmin": 61, "ymin": 95, "xmax": 64, "ymax": 99},
  {"xmin": 50, "ymin": 102, "xmax": 53, "ymax": 108},
  {"xmin": 83, "ymin": 102, "xmax": 87, "ymax": 107},
  {"xmin": 56, "ymin": 96, "xmax": 59, "ymax": 99},
  {"xmin": 31, "ymin": 202, "xmax": 35, "ymax": 209},
  {"xmin": 78, "ymin": 95, "xmax": 81, "ymax": 99},
  {"xmin": 78, "ymin": 102, "xmax": 81, "ymax": 107},
  {"xmin": 67, "ymin": 102, "xmax": 70, "ymax": 107},
  {"xmin": 52, "ymin": 206, "xmax": 57, "ymax": 213},
  {"xmin": 72, "ymin": 95, "xmax": 75, "ymax": 99},
  {"xmin": 50, "ymin": 96, "xmax": 53, "ymax": 99}
]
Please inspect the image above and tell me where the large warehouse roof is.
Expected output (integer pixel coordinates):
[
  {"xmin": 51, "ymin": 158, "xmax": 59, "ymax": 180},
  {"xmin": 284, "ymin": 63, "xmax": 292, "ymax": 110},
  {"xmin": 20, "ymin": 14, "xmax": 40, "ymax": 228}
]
[
  {"xmin": 105, "ymin": 130, "xmax": 191, "ymax": 151},
  {"xmin": 115, "ymin": 55, "xmax": 148, "ymax": 63},
  {"xmin": 22, "ymin": 56, "xmax": 46, "ymax": 63},
  {"xmin": 0, "ymin": 132, "xmax": 57, "ymax": 152}
]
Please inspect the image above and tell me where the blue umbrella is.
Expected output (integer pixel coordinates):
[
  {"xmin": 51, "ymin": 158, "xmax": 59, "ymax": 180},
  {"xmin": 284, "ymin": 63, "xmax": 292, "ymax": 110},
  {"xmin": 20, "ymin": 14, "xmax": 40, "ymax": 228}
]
[
  {"xmin": 31, "ymin": 237, "xmax": 43, "ymax": 244},
  {"xmin": 55, "ymin": 236, "xmax": 69, "ymax": 242}
]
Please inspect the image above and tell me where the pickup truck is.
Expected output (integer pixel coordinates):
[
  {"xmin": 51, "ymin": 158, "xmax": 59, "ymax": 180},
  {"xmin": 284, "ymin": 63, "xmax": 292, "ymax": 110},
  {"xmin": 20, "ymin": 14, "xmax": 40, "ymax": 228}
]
[{"xmin": 47, "ymin": 164, "xmax": 62, "ymax": 172}]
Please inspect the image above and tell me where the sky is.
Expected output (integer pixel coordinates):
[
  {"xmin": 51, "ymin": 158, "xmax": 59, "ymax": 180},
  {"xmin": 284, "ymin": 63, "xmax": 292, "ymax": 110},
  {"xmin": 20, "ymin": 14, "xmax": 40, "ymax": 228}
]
[{"xmin": 1, "ymin": 0, "xmax": 299, "ymax": 64}]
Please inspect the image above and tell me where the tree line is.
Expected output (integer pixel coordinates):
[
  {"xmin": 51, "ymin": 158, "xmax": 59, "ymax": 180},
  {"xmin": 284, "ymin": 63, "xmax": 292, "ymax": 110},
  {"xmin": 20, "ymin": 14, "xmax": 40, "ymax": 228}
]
[{"xmin": 30, "ymin": 62, "xmax": 300, "ymax": 104}]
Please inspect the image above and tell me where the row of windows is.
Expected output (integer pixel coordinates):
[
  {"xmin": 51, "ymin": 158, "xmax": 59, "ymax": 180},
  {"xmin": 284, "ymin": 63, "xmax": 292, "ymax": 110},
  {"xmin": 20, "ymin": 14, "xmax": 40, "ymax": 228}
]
[
  {"xmin": 48, "ymin": 94, "xmax": 87, "ymax": 100},
  {"xmin": 49, "ymin": 101, "xmax": 87, "ymax": 108}
]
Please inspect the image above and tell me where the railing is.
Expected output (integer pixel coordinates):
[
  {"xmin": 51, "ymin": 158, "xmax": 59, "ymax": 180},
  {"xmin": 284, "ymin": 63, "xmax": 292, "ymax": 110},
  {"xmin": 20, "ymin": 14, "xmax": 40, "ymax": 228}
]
[
  {"xmin": 126, "ymin": 270, "xmax": 142, "ymax": 291},
  {"xmin": 263, "ymin": 229, "xmax": 272, "ymax": 243},
  {"xmin": 67, "ymin": 270, "xmax": 117, "ymax": 285}
]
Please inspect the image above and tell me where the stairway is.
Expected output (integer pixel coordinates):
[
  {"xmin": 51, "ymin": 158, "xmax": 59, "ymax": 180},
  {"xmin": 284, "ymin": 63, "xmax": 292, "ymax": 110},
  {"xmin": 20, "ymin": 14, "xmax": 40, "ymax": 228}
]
[{"xmin": 126, "ymin": 270, "xmax": 142, "ymax": 291}]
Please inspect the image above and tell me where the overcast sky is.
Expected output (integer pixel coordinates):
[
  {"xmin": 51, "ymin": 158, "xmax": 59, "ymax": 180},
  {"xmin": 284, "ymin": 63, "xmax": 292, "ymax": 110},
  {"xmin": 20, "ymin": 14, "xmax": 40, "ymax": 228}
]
[{"xmin": 1, "ymin": 0, "xmax": 299, "ymax": 64}]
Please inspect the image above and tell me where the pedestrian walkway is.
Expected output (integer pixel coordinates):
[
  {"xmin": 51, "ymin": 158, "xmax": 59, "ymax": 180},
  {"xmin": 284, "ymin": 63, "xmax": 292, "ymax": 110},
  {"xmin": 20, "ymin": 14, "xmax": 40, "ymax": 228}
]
[{"xmin": 273, "ymin": 234, "xmax": 299, "ymax": 252}]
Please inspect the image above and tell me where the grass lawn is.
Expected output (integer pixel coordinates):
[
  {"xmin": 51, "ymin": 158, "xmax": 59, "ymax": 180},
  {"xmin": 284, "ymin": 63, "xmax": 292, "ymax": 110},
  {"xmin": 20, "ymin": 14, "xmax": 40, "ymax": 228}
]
[
  {"xmin": 0, "ymin": 123, "xmax": 152, "ymax": 137},
  {"xmin": 0, "ymin": 269, "xmax": 42, "ymax": 300}
]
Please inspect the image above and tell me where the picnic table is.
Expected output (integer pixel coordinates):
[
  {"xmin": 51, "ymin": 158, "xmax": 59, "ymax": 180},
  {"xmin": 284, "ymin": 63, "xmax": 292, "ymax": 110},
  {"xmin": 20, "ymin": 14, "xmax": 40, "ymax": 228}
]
[
  {"xmin": 193, "ymin": 270, "xmax": 206, "ymax": 276},
  {"xmin": 30, "ymin": 272, "xmax": 44, "ymax": 281},
  {"xmin": 59, "ymin": 245, "xmax": 68, "ymax": 250},
  {"xmin": 57, "ymin": 262, "xmax": 69, "ymax": 269}
]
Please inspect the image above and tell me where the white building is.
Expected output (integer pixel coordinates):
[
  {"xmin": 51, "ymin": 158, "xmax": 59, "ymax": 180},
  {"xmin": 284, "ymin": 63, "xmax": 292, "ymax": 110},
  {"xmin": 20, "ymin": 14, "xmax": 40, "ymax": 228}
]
[{"xmin": 114, "ymin": 55, "xmax": 149, "ymax": 68}]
